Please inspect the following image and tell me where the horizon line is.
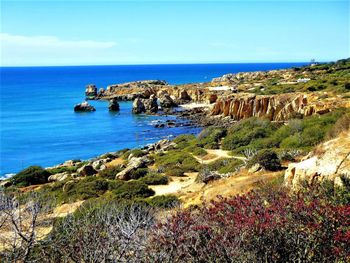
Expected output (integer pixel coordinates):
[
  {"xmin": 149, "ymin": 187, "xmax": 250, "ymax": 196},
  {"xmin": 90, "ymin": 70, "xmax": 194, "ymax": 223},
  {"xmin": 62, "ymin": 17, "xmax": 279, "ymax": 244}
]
[{"xmin": 0, "ymin": 61, "xmax": 320, "ymax": 68}]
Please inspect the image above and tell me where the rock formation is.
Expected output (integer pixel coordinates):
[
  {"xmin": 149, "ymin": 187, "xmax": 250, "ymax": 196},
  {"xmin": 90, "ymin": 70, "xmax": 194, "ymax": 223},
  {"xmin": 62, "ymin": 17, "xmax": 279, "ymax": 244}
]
[
  {"xmin": 108, "ymin": 98, "xmax": 120, "ymax": 111},
  {"xmin": 210, "ymin": 93, "xmax": 332, "ymax": 121},
  {"xmin": 74, "ymin": 101, "xmax": 96, "ymax": 112},
  {"xmin": 158, "ymin": 91, "xmax": 177, "ymax": 108},
  {"xmin": 85, "ymin": 84, "xmax": 97, "ymax": 98},
  {"xmin": 132, "ymin": 95, "xmax": 158, "ymax": 114},
  {"xmin": 116, "ymin": 156, "xmax": 150, "ymax": 180},
  {"xmin": 284, "ymin": 130, "xmax": 350, "ymax": 190},
  {"xmin": 77, "ymin": 164, "xmax": 97, "ymax": 177}
]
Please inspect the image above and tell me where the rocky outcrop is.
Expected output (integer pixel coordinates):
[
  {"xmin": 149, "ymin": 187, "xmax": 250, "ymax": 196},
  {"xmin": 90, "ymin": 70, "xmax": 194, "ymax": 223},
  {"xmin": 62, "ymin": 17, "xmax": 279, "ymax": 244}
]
[
  {"xmin": 132, "ymin": 95, "xmax": 158, "ymax": 114},
  {"xmin": 48, "ymin": 172, "xmax": 69, "ymax": 182},
  {"xmin": 74, "ymin": 102, "xmax": 96, "ymax": 112},
  {"xmin": 108, "ymin": 98, "xmax": 120, "ymax": 111},
  {"xmin": 284, "ymin": 130, "xmax": 350, "ymax": 190},
  {"xmin": 116, "ymin": 156, "xmax": 150, "ymax": 180},
  {"xmin": 159, "ymin": 91, "xmax": 177, "ymax": 108},
  {"xmin": 85, "ymin": 84, "xmax": 97, "ymax": 97},
  {"xmin": 210, "ymin": 93, "xmax": 332, "ymax": 121},
  {"xmin": 77, "ymin": 165, "xmax": 97, "ymax": 177}
]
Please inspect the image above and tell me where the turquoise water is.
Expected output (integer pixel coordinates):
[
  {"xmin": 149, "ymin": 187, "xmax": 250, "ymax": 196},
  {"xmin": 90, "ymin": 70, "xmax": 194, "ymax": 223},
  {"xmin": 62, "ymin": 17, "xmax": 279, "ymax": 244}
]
[{"xmin": 0, "ymin": 63, "xmax": 307, "ymax": 177}]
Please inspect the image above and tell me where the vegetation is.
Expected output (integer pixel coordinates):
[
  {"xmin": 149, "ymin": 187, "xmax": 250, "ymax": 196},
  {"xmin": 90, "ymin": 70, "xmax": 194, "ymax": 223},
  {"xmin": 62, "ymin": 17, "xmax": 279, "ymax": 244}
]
[
  {"xmin": 146, "ymin": 195, "xmax": 180, "ymax": 208},
  {"xmin": 139, "ymin": 173, "xmax": 169, "ymax": 185},
  {"xmin": 10, "ymin": 166, "xmax": 51, "ymax": 187},
  {"xmin": 112, "ymin": 180, "xmax": 155, "ymax": 199},
  {"xmin": 98, "ymin": 165, "xmax": 123, "ymax": 179},
  {"xmin": 247, "ymin": 149, "xmax": 282, "ymax": 171},
  {"xmin": 207, "ymin": 158, "xmax": 244, "ymax": 174}
]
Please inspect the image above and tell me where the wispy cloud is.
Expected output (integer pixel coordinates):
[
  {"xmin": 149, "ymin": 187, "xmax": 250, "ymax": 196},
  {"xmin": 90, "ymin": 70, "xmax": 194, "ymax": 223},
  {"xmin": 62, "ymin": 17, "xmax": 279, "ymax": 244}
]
[{"xmin": 0, "ymin": 33, "xmax": 117, "ymax": 66}]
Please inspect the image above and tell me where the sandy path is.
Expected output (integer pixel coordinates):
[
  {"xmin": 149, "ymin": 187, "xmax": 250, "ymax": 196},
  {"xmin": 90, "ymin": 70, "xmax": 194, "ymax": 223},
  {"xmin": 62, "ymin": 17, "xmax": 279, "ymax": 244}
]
[
  {"xmin": 149, "ymin": 173, "xmax": 199, "ymax": 196},
  {"xmin": 194, "ymin": 149, "xmax": 246, "ymax": 164}
]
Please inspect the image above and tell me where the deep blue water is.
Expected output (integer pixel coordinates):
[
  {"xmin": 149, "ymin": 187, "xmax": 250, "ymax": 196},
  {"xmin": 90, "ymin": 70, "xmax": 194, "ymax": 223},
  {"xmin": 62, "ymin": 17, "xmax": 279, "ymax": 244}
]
[{"xmin": 0, "ymin": 63, "xmax": 307, "ymax": 177}]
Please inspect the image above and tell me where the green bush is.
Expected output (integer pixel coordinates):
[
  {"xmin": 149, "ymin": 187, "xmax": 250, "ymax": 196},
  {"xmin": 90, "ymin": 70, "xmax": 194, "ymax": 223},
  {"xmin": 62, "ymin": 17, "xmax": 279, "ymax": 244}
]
[
  {"xmin": 112, "ymin": 181, "xmax": 155, "ymax": 199},
  {"xmin": 98, "ymin": 166, "xmax": 123, "ymax": 179},
  {"xmin": 146, "ymin": 195, "xmax": 180, "ymax": 208},
  {"xmin": 155, "ymin": 150, "xmax": 200, "ymax": 172},
  {"xmin": 198, "ymin": 127, "xmax": 227, "ymax": 149},
  {"xmin": 248, "ymin": 149, "xmax": 281, "ymax": 171},
  {"xmin": 11, "ymin": 166, "xmax": 51, "ymax": 187},
  {"xmin": 129, "ymin": 149, "xmax": 146, "ymax": 158},
  {"xmin": 63, "ymin": 177, "xmax": 110, "ymax": 201},
  {"xmin": 165, "ymin": 167, "xmax": 186, "ymax": 177},
  {"xmin": 222, "ymin": 118, "xmax": 276, "ymax": 151},
  {"xmin": 207, "ymin": 158, "xmax": 244, "ymax": 174},
  {"xmin": 47, "ymin": 166, "xmax": 78, "ymax": 175},
  {"xmin": 129, "ymin": 168, "xmax": 149, "ymax": 180},
  {"xmin": 139, "ymin": 173, "xmax": 169, "ymax": 185}
]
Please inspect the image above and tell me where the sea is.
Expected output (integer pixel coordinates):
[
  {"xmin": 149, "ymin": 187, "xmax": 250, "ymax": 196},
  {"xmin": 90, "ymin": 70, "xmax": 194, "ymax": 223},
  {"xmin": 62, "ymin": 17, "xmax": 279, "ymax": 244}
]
[{"xmin": 0, "ymin": 63, "xmax": 307, "ymax": 178}]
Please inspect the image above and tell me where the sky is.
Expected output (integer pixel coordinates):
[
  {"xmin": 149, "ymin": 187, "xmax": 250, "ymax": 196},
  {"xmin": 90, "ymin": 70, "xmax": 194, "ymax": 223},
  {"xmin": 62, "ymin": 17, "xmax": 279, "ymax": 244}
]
[{"xmin": 0, "ymin": 0, "xmax": 349, "ymax": 66}]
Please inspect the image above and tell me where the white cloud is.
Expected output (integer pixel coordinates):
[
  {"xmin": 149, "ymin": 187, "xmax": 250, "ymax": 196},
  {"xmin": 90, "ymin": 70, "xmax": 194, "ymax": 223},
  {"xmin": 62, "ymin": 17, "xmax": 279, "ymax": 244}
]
[{"xmin": 0, "ymin": 33, "xmax": 117, "ymax": 66}]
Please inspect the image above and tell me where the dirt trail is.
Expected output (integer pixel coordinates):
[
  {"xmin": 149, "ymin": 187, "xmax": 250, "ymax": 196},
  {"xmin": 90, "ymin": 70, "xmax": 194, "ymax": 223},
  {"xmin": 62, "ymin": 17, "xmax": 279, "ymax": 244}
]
[{"xmin": 194, "ymin": 149, "xmax": 246, "ymax": 164}]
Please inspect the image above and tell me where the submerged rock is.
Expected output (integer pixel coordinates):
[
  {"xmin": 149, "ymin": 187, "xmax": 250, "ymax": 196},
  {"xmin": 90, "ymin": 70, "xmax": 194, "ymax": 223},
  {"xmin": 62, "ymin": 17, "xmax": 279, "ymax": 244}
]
[
  {"xmin": 108, "ymin": 98, "xmax": 120, "ymax": 111},
  {"xmin": 74, "ymin": 101, "xmax": 96, "ymax": 112}
]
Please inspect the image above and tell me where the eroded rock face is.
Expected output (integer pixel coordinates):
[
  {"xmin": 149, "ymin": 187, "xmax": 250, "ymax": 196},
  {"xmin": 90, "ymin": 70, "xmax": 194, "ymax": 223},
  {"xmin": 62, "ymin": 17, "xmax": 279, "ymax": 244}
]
[
  {"xmin": 48, "ymin": 172, "xmax": 69, "ymax": 182},
  {"xmin": 108, "ymin": 98, "xmax": 120, "ymax": 111},
  {"xmin": 210, "ymin": 93, "xmax": 331, "ymax": 121},
  {"xmin": 284, "ymin": 130, "xmax": 350, "ymax": 191},
  {"xmin": 85, "ymin": 84, "xmax": 97, "ymax": 97},
  {"xmin": 132, "ymin": 95, "xmax": 158, "ymax": 114},
  {"xmin": 74, "ymin": 102, "xmax": 96, "ymax": 112},
  {"xmin": 159, "ymin": 91, "xmax": 177, "ymax": 108}
]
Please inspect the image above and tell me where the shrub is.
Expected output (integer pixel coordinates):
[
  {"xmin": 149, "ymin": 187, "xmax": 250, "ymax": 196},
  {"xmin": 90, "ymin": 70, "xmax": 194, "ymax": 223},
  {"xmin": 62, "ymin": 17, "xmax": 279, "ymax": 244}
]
[
  {"xmin": 146, "ymin": 195, "xmax": 180, "ymax": 208},
  {"xmin": 207, "ymin": 158, "xmax": 244, "ymax": 174},
  {"xmin": 326, "ymin": 112, "xmax": 350, "ymax": 139},
  {"xmin": 150, "ymin": 190, "xmax": 350, "ymax": 262},
  {"xmin": 165, "ymin": 167, "xmax": 186, "ymax": 177},
  {"xmin": 198, "ymin": 127, "xmax": 227, "ymax": 149},
  {"xmin": 11, "ymin": 166, "xmax": 51, "ymax": 187},
  {"xmin": 248, "ymin": 149, "xmax": 281, "ymax": 171},
  {"xmin": 345, "ymin": 82, "xmax": 350, "ymax": 90},
  {"xmin": 129, "ymin": 149, "xmax": 146, "ymax": 158},
  {"xmin": 155, "ymin": 150, "xmax": 200, "ymax": 172},
  {"xmin": 63, "ymin": 177, "xmax": 110, "ymax": 201},
  {"xmin": 98, "ymin": 165, "xmax": 123, "ymax": 179},
  {"xmin": 112, "ymin": 181, "xmax": 154, "ymax": 199},
  {"xmin": 47, "ymin": 166, "xmax": 78, "ymax": 175},
  {"xmin": 139, "ymin": 173, "xmax": 169, "ymax": 185},
  {"xmin": 129, "ymin": 168, "xmax": 149, "ymax": 180},
  {"xmin": 222, "ymin": 118, "xmax": 276, "ymax": 150}
]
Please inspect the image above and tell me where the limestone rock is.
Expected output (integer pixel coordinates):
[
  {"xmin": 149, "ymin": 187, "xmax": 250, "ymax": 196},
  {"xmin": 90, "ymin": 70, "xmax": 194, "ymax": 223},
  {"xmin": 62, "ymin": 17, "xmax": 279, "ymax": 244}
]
[
  {"xmin": 159, "ymin": 92, "xmax": 177, "ymax": 108},
  {"xmin": 77, "ymin": 165, "xmax": 97, "ymax": 177},
  {"xmin": 116, "ymin": 157, "xmax": 150, "ymax": 180},
  {"xmin": 48, "ymin": 172, "xmax": 69, "ymax": 182},
  {"xmin": 132, "ymin": 98, "xmax": 145, "ymax": 114},
  {"xmin": 74, "ymin": 102, "xmax": 96, "ymax": 112},
  {"xmin": 248, "ymin": 163, "xmax": 262, "ymax": 173},
  {"xmin": 284, "ymin": 130, "xmax": 350, "ymax": 191},
  {"xmin": 85, "ymin": 84, "xmax": 97, "ymax": 97},
  {"xmin": 108, "ymin": 98, "xmax": 120, "ymax": 111}
]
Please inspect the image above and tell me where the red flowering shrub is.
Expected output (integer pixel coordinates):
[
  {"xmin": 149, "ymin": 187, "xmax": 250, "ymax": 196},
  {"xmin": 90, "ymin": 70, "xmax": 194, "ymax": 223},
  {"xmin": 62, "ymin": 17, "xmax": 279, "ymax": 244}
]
[{"xmin": 149, "ymin": 189, "xmax": 350, "ymax": 262}]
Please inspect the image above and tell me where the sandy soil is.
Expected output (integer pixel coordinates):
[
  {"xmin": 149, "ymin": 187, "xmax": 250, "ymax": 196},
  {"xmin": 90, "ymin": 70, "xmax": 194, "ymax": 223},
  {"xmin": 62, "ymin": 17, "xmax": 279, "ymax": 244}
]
[
  {"xmin": 194, "ymin": 149, "xmax": 246, "ymax": 164},
  {"xmin": 179, "ymin": 103, "xmax": 210, "ymax": 109}
]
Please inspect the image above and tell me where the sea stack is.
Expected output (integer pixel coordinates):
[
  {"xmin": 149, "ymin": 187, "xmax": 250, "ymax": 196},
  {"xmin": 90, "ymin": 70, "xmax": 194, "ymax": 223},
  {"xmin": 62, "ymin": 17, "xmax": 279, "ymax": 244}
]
[
  {"xmin": 108, "ymin": 98, "xmax": 120, "ymax": 111},
  {"xmin": 74, "ymin": 101, "xmax": 96, "ymax": 112},
  {"xmin": 85, "ymin": 84, "xmax": 97, "ymax": 99}
]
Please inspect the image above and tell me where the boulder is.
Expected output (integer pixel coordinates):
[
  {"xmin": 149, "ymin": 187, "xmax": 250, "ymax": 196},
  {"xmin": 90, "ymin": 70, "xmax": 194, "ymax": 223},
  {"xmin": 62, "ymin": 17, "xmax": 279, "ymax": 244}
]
[
  {"xmin": 85, "ymin": 84, "xmax": 97, "ymax": 97},
  {"xmin": 74, "ymin": 102, "xmax": 96, "ymax": 112},
  {"xmin": 248, "ymin": 163, "xmax": 262, "ymax": 173},
  {"xmin": 159, "ymin": 92, "xmax": 177, "ymax": 108},
  {"xmin": 0, "ymin": 180, "xmax": 11, "ymax": 188},
  {"xmin": 77, "ymin": 165, "xmax": 97, "ymax": 177},
  {"xmin": 144, "ymin": 94, "xmax": 158, "ymax": 113},
  {"xmin": 284, "ymin": 130, "xmax": 350, "ymax": 190},
  {"xmin": 116, "ymin": 156, "xmax": 150, "ymax": 180},
  {"xmin": 108, "ymin": 98, "xmax": 120, "ymax": 111},
  {"xmin": 48, "ymin": 172, "xmax": 69, "ymax": 182},
  {"xmin": 132, "ymin": 98, "xmax": 146, "ymax": 114}
]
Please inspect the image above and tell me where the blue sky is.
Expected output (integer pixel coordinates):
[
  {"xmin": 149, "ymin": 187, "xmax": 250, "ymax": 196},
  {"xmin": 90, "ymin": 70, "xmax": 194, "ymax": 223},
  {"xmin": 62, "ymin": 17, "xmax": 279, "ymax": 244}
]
[{"xmin": 0, "ymin": 0, "xmax": 349, "ymax": 66}]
